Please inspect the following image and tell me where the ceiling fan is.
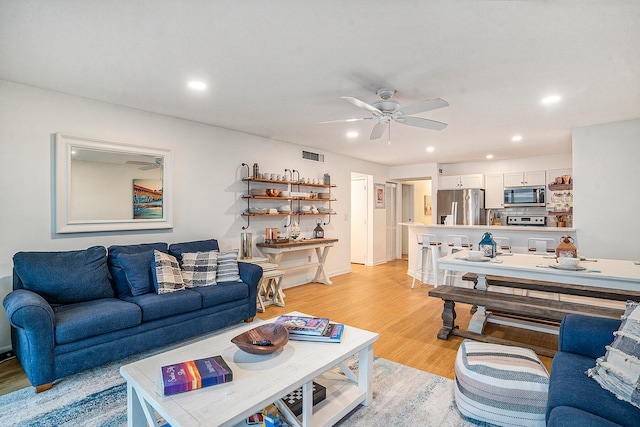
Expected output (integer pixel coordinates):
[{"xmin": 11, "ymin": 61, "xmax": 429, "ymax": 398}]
[
  {"xmin": 126, "ymin": 157, "xmax": 163, "ymax": 170},
  {"xmin": 322, "ymin": 88, "xmax": 449, "ymax": 141}
]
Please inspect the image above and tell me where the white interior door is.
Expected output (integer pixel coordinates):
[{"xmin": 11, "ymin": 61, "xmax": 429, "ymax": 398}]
[
  {"xmin": 401, "ymin": 184, "xmax": 415, "ymax": 255},
  {"xmin": 351, "ymin": 177, "xmax": 367, "ymax": 264},
  {"xmin": 386, "ymin": 182, "xmax": 397, "ymax": 261}
]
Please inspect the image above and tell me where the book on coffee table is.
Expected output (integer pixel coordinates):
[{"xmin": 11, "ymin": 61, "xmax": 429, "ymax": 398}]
[
  {"xmin": 288, "ymin": 323, "xmax": 344, "ymax": 343},
  {"xmin": 275, "ymin": 315, "xmax": 330, "ymax": 336},
  {"xmin": 160, "ymin": 355, "xmax": 232, "ymax": 396}
]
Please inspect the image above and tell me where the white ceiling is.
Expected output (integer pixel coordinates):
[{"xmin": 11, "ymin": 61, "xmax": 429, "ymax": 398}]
[{"xmin": 2, "ymin": 1, "xmax": 639, "ymax": 166}]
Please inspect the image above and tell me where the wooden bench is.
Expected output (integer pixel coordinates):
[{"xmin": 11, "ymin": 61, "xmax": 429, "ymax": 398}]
[{"xmin": 428, "ymin": 276, "xmax": 640, "ymax": 357}]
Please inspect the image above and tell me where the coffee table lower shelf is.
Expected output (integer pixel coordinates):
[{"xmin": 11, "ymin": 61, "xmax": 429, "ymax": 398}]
[{"xmin": 262, "ymin": 370, "xmax": 367, "ymax": 427}]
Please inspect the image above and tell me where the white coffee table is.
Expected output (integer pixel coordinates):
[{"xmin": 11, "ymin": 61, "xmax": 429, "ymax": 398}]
[{"xmin": 119, "ymin": 312, "xmax": 379, "ymax": 427}]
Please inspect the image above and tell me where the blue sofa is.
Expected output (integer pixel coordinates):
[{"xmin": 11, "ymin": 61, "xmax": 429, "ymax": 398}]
[
  {"xmin": 547, "ymin": 314, "xmax": 640, "ymax": 426},
  {"xmin": 3, "ymin": 239, "xmax": 262, "ymax": 392}
]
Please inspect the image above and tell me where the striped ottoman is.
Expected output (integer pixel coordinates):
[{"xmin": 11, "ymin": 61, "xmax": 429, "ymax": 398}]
[{"xmin": 454, "ymin": 340, "xmax": 549, "ymax": 427}]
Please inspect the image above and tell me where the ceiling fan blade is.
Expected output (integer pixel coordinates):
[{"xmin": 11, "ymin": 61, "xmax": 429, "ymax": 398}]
[
  {"xmin": 341, "ymin": 97, "xmax": 382, "ymax": 115},
  {"xmin": 318, "ymin": 117, "xmax": 373, "ymax": 124},
  {"xmin": 397, "ymin": 97, "xmax": 449, "ymax": 116},
  {"xmin": 369, "ymin": 121, "xmax": 387, "ymax": 140},
  {"xmin": 394, "ymin": 115, "xmax": 448, "ymax": 131}
]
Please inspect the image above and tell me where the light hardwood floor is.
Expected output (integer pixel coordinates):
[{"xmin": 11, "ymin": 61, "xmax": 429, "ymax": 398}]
[{"xmin": 0, "ymin": 259, "xmax": 556, "ymax": 396}]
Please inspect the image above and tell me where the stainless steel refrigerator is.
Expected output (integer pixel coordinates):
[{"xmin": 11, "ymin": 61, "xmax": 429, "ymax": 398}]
[{"xmin": 437, "ymin": 189, "xmax": 486, "ymax": 225}]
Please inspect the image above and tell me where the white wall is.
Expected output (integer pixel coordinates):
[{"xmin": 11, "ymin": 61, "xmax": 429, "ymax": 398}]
[
  {"xmin": 0, "ymin": 80, "xmax": 390, "ymax": 351},
  {"xmin": 573, "ymin": 118, "xmax": 640, "ymax": 259}
]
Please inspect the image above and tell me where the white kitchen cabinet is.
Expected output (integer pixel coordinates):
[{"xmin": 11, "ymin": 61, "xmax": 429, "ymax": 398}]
[
  {"xmin": 484, "ymin": 174, "xmax": 504, "ymax": 208},
  {"xmin": 503, "ymin": 170, "xmax": 546, "ymax": 187},
  {"xmin": 439, "ymin": 174, "xmax": 484, "ymax": 190}
]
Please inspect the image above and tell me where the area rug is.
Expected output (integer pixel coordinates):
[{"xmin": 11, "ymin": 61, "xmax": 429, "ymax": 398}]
[{"xmin": 0, "ymin": 339, "xmax": 487, "ymax": 427}]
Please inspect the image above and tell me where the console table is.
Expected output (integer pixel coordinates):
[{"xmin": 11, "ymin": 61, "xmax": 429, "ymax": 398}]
[{"xmin": 256, "ymin": 238, "xmax": 338, "ymax": 285}]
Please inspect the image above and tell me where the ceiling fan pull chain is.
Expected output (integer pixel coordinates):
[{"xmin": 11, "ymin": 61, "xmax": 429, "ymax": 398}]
[{"xmin": 388, "ymin": 122, "xmax": 391, "ymax": 145}]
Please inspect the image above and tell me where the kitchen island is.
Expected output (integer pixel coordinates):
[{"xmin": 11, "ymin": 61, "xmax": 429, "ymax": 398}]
[{"xmin": 401, "ymin": 222, "xmax": 578, "ymax": 286}]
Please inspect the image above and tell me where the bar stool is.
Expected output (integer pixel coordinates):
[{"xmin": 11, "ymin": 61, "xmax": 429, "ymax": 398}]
[
  {"xmin": 493, "ymin": 236, "xmax": 512, "ymax": 254},
  {"xmin": 527, "ymin": 238, "xmax": 556, "ymax": 254},
  {"xmin": 442, "ymin": 234, "xmax": 472, "ymax": 286},
  {"xmin": 412, "ymin": 234, "xmax": 441, "ymax": 288}
]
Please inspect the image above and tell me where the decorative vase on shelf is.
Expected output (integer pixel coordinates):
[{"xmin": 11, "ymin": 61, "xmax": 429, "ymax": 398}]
[{"xmin": 290, "ymin": 221, "xmax": 300, "ymax": 240}]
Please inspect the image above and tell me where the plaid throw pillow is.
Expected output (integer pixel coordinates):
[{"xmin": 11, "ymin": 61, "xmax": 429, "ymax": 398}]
[
  {"xmin": 216, "ymin": 249, "xmax": 242, "ymax": 283},
  {"xmin": 181, "ymin": 251, "xmax": 218, "ymax": 287},
  {"xmin": 153, "ymin": 250, "xmax": 185, "ymax": 294}
]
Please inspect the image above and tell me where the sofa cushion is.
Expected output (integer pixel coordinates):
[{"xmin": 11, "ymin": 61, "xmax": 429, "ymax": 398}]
[
  {"xmin": 588, "ymin": 301, "xmax": 640, "ymax": 410},
  {"xmin": 547, "ymin": 406, "xmax": 623, "ymax": 427},
  {"xmin": 548, "ymin": 351, "xmax": 640, "ymax": 426},
  {"xmin": 13, "ymin": 246, "xmax": 114, "ymax": 304},
  {"xmin": 217, "ymin": 249, "xmax": 242, "ymax": 283},
  {"xmin": 118, "ymin": 251, "xmax": 155, "ymax": 296},
  {"xmin": 122, "ymin": 289, "xmax": 201, "ymax": 322},
  {"xmin": 169, "ymin": 239, "xmax": 219, "ymax": 264},
  {"xmin": 153, "ymin": 250, "xmax": 185, "ymax": 294},
  {"xmin": 192, "ymin": 281, "xmax": 249, "ymax": 309},
  {"xmin": 108, "ymin": 242, "xmax": 168, "ymax": 298},
  {"xmin": 53, "ymin": 298, "xmax": 141, "ymax": 344},
  {"xmin": 181, "ymin": 251, "xmax": 219, "ymax": 287}
]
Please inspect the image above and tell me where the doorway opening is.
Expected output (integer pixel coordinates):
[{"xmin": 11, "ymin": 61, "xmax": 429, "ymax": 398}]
[{"xmin": 399, "ymin": 178, "xmax": 433, "ymax": 259}]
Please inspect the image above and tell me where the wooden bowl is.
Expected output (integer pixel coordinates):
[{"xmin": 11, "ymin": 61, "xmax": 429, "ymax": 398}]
[
  {"xmin": 231, "ymin": 323, "xmax": 289, "ymax": 355},
  {"xmin": 265, "ymin": 188, "xmax": 280, "ymax": 197}
]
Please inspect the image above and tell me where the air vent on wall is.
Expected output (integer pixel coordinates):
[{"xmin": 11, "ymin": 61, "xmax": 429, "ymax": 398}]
[{"xmin": 302, "ymin": 150, "xmax": 324, "ymax": 162}]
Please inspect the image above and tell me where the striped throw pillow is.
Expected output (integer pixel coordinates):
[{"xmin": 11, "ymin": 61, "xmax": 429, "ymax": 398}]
[
  {"xmin": 181, "ymin": 251, "xmax": 218, "ymax": 287},
  {"xmin": 454, "ymin": 340, "xmax": 549, "ymax": 427},
  {"xmin": 216, "ymin": 249, "xmax": 242, "ymax": 283},
  {"xmin": 153, "ymin": 250, "xmax": 185, "ymax": 294},
  {"xmin": 588, "ymin": 300, "xmax": 640, "ymax": 409}
]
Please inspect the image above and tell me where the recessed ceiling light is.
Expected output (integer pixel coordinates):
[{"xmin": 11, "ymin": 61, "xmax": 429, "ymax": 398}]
[
  {"xmin": 541, "ymin": 95, "xmax": 561, "ymax": 104},
  {"xmin": 346, "ymin": 131, "xmax": 359, "ymax": 138},
  {"xmin": 512, "ymin": 135, "xmax": 522, "ymax": 142},
  {"xmin": 426, "ymin": 146, "xmax": 435, "ymax": 152},
  {"xmin": 486, "ymin": 154, "xmax": 494, "ymax": 159},
  {"xmin": 188, "ymin": 81, "xmax": 207, "ymax": 90}
]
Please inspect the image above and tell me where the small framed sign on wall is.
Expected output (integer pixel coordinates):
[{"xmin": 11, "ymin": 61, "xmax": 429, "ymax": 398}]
[{"xmin": 374, "ymin": 183, "xmax": 385, "ymax": 209}]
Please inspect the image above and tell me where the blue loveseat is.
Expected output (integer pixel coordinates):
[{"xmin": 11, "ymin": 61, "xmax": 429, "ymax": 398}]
[
  {"xmin": 547, "ymin": 314, "xmax": 640, "ymax": 426},
  {"xmin": 3, "ymin": 239, "xmax": 262, "ymax": 392}
]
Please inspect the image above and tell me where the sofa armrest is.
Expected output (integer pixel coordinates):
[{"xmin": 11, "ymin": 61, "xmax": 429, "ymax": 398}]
[
  {"xmin": 3, "ymin": 289, "xmax": 56, "ymax": 387},
  {"xmin": 558, "ymin": 314, "xmax": 620, "ymax": 360},
  {"xmin": 238, "ymin": 262, "xmax": 263, "ymax": 290}
]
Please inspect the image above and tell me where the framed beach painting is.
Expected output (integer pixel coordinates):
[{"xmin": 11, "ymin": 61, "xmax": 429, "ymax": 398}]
[
  {"xmin": 375, "ymin": 183, "xmax": 385, "ymax": 209},
  {"xmin": 133, "ymin": 179, "xmax": 163, "ymax": 219}
]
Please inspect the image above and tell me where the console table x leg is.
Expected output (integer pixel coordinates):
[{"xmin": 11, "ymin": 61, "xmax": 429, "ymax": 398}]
[{"xmin": 312, "ymin": 246, "xmax": 332, "ymax": 284}]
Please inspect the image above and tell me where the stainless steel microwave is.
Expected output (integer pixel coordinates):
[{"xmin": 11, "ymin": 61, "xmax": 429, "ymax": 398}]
[{"xmin": 503, "ymin": 186, "xmax": 545, "ymax": 207}]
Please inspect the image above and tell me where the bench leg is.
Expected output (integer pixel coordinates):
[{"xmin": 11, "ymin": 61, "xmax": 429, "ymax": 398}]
[
  {"xmin": 468, "ymin": 306, "xmax": 489, "ymax": 334},
  {"xmin": 437, "ymin": 299, "xmax": 458, "ymax": 340}
]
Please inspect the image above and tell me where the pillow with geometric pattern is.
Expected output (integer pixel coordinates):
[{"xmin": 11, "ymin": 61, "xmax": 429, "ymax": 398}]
[
  {"xmin": 587, "ymin": 300, "xmax": 640, "ymax": 409},
  {"xmin": 152, "ymin": 250, "xmax": 185, "ymax": 294},
  {"xmin": 181, "ymin": 250, "xmax": 218, "ymax": 287}
]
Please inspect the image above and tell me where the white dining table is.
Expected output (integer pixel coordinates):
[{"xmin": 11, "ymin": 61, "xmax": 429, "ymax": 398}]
[{"xmin": 436, "ymin": 252, "xmax": 640, "ymax": 334}]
